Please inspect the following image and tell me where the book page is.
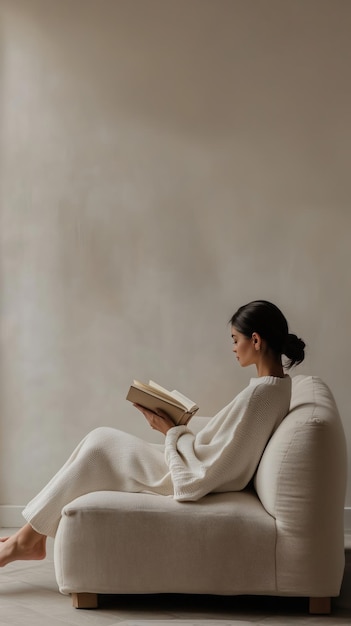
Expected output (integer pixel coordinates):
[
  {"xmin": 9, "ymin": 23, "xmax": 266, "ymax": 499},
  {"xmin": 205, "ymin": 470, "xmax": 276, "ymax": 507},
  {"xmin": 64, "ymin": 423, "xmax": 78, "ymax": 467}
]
[
  {"xmin": 170, "ymin": 390, "xmax": 197, "ymax": 410},
  {"xmin": 149, "ymin": 381, "xmax": 197, "ymax": 410},
  {"xmin": 148, "ymin": 380, "xmax": 172, "ymax": 396},
  {"xmin": 132, "ymin": 380, "xmax": 197, "ymax": 411},
  {"xmin": 132, "ymin": 380, "xmax": 184, "ymax": 407}
]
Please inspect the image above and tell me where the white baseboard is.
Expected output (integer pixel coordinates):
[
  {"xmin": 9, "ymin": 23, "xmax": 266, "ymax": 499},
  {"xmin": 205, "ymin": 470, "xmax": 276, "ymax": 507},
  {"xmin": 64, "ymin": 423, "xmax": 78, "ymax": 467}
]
[
  {"xmin": 1, "ymin": 504, "xmax": 351, "ymax": 532},
  {"xmin": 345, "ymin": 507, "xmax": 351, "ymax": 534},
  {"xmin": 0, "ymin": 505, "xmax": 25, "ymax": 528}
]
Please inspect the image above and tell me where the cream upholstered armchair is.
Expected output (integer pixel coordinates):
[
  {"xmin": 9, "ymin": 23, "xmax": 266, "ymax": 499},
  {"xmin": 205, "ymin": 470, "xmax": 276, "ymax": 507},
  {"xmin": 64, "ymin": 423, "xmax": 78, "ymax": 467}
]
[{"xmin": 54, "ymin": 375, "xmax": 347, "ymax": 614}]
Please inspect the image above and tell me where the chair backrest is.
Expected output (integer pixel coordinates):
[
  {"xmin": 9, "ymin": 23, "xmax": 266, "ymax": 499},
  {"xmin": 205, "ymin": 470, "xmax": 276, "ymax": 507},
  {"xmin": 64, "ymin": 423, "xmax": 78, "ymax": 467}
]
[{"xmin": 254, "ymin": 375, "xmax": 347, "ymax": 595}]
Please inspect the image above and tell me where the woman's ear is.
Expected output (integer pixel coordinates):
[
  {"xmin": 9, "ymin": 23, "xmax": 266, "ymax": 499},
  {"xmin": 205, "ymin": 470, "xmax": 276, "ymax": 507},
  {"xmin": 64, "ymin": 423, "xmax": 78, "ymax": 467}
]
[{"xmin": 251, "ymin": 332, "xmax": 261, "ymax": 350}]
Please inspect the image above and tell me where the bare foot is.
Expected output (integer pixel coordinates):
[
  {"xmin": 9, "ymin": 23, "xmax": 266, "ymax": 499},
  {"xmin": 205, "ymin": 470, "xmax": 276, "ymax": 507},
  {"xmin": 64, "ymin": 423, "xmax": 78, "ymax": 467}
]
[{"xmin": 0, "ymin": 526, "xmax": 47, "ymax": 567}]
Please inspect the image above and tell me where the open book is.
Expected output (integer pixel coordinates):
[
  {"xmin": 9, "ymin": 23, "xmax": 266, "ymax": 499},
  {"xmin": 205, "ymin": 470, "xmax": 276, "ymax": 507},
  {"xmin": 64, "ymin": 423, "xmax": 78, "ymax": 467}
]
[{"xmin": 126, "ymin": 380, "xmax": 199, "ymax": 426}]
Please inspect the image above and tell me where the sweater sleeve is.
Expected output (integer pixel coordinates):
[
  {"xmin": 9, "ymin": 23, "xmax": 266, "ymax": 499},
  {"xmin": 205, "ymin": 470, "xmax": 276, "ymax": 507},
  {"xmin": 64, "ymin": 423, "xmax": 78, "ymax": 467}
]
[{"xmin": 164, "ymin": 383, "xmax": 286, "ymax": 501}]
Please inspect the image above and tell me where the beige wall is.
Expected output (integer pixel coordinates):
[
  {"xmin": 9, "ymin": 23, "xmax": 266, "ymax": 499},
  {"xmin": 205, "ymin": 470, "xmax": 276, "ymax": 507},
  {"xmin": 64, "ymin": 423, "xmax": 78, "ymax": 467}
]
[{"xmin": 1, "ymin": 0, "xmax": 350, "ymax": 511}]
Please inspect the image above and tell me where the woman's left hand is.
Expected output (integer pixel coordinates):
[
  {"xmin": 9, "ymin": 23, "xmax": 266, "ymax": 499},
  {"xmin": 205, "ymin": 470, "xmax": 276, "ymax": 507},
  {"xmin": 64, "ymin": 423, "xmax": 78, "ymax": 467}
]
[{"xmin": 133, "ymin": 404, "xmax": 175, "ymax": 435}]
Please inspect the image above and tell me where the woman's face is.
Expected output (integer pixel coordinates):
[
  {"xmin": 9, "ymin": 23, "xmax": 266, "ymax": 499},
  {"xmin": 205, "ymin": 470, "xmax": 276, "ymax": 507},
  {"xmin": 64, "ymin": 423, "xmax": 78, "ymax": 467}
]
[{"xmin": 231, "ymin": 327, "xmax": 257, "ymax": 368}]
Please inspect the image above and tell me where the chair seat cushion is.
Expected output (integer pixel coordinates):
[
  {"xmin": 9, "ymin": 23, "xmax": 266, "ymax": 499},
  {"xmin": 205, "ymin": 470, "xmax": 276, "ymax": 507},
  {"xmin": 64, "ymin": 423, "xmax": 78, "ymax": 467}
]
[{"xmin": 54, "ymin": 489, "xmax": 276, "ymax": 595}]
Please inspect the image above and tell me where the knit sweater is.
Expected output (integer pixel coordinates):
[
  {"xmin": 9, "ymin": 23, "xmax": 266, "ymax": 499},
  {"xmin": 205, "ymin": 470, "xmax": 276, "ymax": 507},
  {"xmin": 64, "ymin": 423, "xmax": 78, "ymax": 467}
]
[{"xmin": 165, "ymin": 375, "xmax": 292, "ymax": 501}]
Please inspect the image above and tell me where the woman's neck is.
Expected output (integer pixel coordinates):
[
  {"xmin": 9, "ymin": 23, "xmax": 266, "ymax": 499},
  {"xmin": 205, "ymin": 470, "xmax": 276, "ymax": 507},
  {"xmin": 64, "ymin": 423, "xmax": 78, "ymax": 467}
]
[{"xmin": 256, "ymin": 358, "xmax": 285, "ymax": 378}]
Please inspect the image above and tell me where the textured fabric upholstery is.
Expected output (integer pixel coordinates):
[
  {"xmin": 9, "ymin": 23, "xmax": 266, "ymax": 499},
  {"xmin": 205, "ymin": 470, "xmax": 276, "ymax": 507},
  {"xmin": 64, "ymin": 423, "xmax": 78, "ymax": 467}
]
[
  {"xmin": 55, "ymin": 490, "xmax": 276, "ymax": 595},
  {"xmin": 54, "ymin": 375, "xmax": 347, "ymax": 599},
  {"xmin": 255, "ymin": 375, "xmax": 347, "ymax": 596}
]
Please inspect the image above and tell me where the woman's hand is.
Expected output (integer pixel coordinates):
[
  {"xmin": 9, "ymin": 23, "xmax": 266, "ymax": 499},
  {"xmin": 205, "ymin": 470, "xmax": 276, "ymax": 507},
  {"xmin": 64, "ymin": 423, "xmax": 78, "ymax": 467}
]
[{"xmin": 133, "ymin": 404, "xmax": 175, "ymax": 435}]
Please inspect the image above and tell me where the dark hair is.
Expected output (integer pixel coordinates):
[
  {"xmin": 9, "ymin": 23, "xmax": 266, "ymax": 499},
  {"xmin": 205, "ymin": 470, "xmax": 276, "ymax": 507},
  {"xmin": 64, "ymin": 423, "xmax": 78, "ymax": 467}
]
[{"xmin": 229, "ymin": 300, "xmax": 305, "ymax": 369}]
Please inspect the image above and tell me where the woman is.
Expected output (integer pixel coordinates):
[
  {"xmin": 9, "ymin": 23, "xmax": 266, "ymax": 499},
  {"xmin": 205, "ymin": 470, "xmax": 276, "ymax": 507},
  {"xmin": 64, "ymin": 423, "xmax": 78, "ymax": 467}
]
[{"xmin": 0, "ymin": 300, "xmax": 305, "ymax": 567}]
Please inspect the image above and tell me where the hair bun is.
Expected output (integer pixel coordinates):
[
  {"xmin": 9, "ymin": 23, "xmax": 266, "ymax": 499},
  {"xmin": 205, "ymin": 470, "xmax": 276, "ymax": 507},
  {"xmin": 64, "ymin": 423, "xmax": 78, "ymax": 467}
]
[{"xmin": 283, "ymin": 333, "xmax": 306, "ymax": 367}]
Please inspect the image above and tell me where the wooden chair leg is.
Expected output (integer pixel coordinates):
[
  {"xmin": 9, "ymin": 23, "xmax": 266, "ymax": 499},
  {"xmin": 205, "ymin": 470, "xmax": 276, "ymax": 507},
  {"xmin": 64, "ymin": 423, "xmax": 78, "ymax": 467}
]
[
  {"xmin": 71, "ymin": 592, "xmax": 98, "ymax": 609},
  {"xmin": 309, "ymin": 596, "xmax": 331, "ymax": 614}
]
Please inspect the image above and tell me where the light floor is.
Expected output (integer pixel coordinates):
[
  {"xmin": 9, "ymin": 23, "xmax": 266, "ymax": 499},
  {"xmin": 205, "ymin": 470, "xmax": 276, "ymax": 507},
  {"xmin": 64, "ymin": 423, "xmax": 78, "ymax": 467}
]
[{"xmin": 1, "ymin": 529, "xmax": 350, "ymax": 626}]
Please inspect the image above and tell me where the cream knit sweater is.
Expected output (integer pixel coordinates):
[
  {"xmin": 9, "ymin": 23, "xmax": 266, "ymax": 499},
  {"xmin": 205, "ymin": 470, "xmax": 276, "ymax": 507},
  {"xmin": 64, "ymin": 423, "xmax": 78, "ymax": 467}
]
[
  {"xmin": 165, "ymin": 374, "xmax": 291, "ymax": 500},
  {"xmin": 23, "ymin": 375, "xmax": 291, "ymax": 537}
]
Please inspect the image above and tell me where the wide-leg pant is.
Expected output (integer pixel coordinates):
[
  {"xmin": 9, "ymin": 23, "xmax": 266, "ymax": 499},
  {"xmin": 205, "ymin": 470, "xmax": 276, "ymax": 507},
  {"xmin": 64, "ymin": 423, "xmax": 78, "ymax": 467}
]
[{"xmin": 22, "ymin": 427, "xmax": 174, "ymax": 537}]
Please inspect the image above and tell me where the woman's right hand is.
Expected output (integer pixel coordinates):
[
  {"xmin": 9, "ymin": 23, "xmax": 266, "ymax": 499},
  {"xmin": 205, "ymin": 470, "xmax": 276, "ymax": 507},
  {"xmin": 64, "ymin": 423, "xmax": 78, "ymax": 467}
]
[{"xmin": 133, "ymin": 404, "xmax": 175, "ymax": 435}]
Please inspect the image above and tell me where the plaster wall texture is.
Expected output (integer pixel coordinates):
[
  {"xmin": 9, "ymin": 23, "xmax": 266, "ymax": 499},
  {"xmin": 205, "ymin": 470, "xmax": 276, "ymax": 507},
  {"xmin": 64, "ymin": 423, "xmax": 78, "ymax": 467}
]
[{"xmin": 0, "ymin": 0, "xmax": 350, "ymax": 507}]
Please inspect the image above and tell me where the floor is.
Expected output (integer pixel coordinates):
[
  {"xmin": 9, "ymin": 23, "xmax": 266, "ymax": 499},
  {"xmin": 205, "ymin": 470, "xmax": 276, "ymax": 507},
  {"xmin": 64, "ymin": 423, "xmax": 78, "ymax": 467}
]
[{"xmin": 1, "ymin": 529, "xmax": 350, "ymax": 626}]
